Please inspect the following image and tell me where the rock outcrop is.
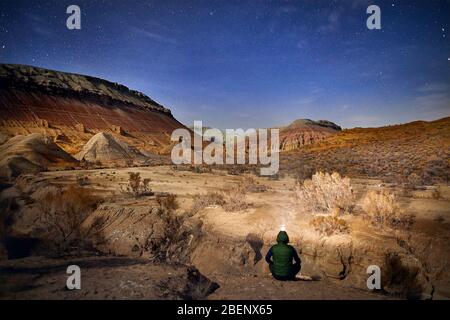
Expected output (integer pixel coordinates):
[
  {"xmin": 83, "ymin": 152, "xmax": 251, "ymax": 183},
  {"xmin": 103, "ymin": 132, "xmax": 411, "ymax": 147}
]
[{"xmin": 279, "ymin": 119, "xmax": 341, "ymax": 151}]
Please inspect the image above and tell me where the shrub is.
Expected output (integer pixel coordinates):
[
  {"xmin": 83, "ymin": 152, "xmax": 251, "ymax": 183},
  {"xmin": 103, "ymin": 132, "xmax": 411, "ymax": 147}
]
[
  {"xmin": 310, "ymin": 214, "xmax": 350, "ymax": 236},
  {"xmin": 125, "ymin": 172, "xmax": 152, "ymax": 197},
  {"xmin": 156, "ymin": 193, "xmax": 179, "ymax": 212},
  {"xmin": 37, "ymin": 186, "xmax": 101, "ymax": 252},
  {"xmin": 295, "ymin": 172, "xmax": 355, "ymax": 214},
  {"xmin": 362, "ymin": 190, "xmax": 415, "ymax": 229}
]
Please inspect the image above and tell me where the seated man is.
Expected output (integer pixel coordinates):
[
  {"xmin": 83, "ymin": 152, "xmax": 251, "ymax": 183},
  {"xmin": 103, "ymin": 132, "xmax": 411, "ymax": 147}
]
[{"xmin": 265, "ymin": 230, "xmax": 301, "ymax": 281}]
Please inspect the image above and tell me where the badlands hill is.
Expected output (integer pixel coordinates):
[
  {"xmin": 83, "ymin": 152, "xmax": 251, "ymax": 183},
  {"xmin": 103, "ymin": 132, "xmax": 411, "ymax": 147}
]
[
  {"xmin": 278, "ymin": 119, "xmax": 341, "ymax": 151},
  {"xmin": 0, "ymin": 64, "xmax": 185, "ymax": 155},
  {"xmin": 281, "ymin": 117, "xmax": 450, "ymax": 184},
  {"xmin": 0, "ymin": 133, "xmax": 77, "ymax": 179},
  {"xmin": 75, "ymin": 132, "xmax": 166, "ymax": 166}
]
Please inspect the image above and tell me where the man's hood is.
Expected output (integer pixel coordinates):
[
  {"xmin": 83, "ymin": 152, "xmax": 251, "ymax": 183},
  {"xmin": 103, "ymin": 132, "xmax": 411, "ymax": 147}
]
[{"xmin": 276, "ymin": 231, "xmax": 289, "ymax": 244}]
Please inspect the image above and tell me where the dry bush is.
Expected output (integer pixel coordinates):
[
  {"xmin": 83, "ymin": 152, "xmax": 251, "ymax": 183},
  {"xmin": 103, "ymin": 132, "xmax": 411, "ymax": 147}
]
[
  {"xmin": 125, "ymin": 172, "xmax": 152, "ymax": 197},
  {"xmin": 37, "ymin": 186, "xmax": 101, "ymax": 252},
  {"xmin": 362, "ymin": 190, "xmax": 414, "ymax": 229},
  {"xmin": 190, "ymin": 191, "xmax": 226, "ymax": 214},
  {"xmin": 295, "ymin": 172, "xmax": 355, "ymax": 214},
  {"xmin": 310, "ymin": 214, "xmax": 350, "ymax": 236},
  {"xmin": 156, "ymin": 193, "xmax": 179, "ymax": 212}
]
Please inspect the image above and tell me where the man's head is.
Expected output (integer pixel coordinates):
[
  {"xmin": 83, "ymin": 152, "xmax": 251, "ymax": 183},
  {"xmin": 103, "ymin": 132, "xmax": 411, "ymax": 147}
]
[{"xmin": 276, "ymin": 231, "xmax": 289, "ymax": 244}]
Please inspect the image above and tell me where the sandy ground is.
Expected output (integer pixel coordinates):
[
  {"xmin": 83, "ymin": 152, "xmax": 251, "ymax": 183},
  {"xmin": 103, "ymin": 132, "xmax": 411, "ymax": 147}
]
[{"xmin": 0, "ymin": 255, "xmax": 385, "ymax": 300}]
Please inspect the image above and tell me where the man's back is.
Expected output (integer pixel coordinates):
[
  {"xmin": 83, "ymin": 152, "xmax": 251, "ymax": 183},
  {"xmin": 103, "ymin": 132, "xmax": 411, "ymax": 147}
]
[
  {"xmin": 271, "ymin": 243, "xmax": 296, "ymax": 277},
  {"xmin": 265, "ymin": 230, "xmax": 301, "ymax": 280}
]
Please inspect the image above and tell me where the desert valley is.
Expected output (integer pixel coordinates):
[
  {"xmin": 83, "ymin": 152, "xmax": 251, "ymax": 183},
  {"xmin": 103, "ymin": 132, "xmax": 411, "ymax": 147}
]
[{"xmin": 0, "ymin": 64, "xmax": 449, "ymax": 300}]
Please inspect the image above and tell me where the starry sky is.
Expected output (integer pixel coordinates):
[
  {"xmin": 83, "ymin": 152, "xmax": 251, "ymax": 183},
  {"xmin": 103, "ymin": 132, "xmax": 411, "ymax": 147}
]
[{"xmin": 0, "ymin": 0, "xmax": 449, "ymax": 129}]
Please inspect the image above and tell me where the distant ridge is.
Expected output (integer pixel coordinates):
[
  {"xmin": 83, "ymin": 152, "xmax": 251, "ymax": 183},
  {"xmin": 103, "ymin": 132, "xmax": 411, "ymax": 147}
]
[{"xmin": 278, "ymin": 118, "xmax": 341, "ymax": 151}]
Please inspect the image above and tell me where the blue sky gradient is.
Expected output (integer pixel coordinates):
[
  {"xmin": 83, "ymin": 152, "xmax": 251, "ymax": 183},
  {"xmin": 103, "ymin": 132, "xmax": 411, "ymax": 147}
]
[{"xmin": 0, "ymin": 0, "xmax": 449, "ymax": 128}]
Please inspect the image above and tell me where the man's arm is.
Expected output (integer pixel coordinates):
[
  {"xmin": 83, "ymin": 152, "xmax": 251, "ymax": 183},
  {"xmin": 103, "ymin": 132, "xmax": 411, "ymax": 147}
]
[
  {"xmin": 292, "ymin": 247, "xmax": 301, "ymax": 265},
  {"xmin": 265, "ymin": 247, "xmax": 273, "ymax": 264}
]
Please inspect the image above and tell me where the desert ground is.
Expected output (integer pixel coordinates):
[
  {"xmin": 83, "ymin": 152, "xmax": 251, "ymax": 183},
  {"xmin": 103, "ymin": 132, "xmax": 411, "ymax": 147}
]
[{"xmin": 1, "ymin": 165, "xmax": 449, "ymax": 300}]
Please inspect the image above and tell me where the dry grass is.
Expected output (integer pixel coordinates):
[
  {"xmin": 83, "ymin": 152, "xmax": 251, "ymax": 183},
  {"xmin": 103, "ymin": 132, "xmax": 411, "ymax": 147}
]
[
  {"xmin": 295, "ymin": 172, "xmax": 355, "ymax": 214},
  {"xmin": 310, "ymin": 214, "xmax": 350, "ymax": 236},
  {"xmin": 362, "ymin": 190, "xmax": 415, "ymax": 229}
]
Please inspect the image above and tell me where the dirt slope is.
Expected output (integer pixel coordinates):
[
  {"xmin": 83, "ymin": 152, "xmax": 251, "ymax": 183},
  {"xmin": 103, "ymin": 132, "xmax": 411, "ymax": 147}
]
[
  {"xmin": 0, "ymin": 133, "xmax": 77, "ymax": 179},
  {"xmin": 75, "ymin": 132, "xmax": 149, "ymax": 165}
]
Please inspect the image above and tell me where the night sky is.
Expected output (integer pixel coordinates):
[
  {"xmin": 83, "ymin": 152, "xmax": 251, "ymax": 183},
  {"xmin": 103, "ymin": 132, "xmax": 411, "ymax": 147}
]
[{"xmin": 0, "ymin": 0, "xmax": 449, "ymax": 129}]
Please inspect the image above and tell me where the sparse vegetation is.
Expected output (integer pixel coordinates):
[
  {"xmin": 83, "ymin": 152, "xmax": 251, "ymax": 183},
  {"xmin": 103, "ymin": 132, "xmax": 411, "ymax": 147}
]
[
  {"xmin": 295, "ymin": 172, "xmax": 355, "ymax": 214},
  {"xmin": 190, "ymin": 181, "xmax": 251, "ymax": 214},
  {"xmin": 362, "ymin": 190, "xmax": 415, "ymax": 229},
  {"xmin": 221, "ymin": 183, "xmax": 250, "ymax": 212},
  {"xmin": 310, "ymin": 214, "xmax": 350, "ymax": 236},
  {"xmin": 37, "ymin": 186, "xmax": 101, "ymax": 252},
  {"xmin": 125, "ymin": 172, "xmax": 152, "ymax": 197},
  {"xmin": 281, "ymin": 118, "xmax": 450, "ymax": 185},
  {"xmin": 190, "ymin": 191, "xmax": 226, "ymax": 215}
]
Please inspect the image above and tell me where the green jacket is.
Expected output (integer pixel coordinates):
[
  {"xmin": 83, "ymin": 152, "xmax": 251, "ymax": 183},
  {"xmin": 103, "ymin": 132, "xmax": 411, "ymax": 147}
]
[{"xmin": 265, "ymin": 231, "xmax": 301, "ymax": 277}]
